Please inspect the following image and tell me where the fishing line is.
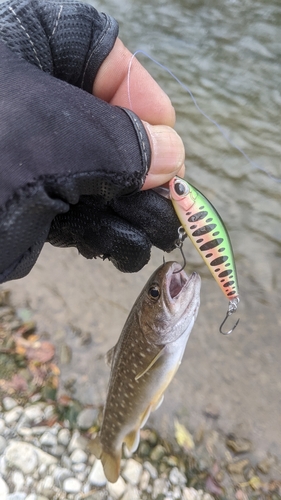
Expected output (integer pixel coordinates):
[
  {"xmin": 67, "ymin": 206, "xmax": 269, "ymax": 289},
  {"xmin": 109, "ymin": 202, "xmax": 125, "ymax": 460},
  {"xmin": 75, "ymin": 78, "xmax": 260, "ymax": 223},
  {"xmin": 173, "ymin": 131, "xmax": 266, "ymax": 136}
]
[{"xmin": 127, "ymin": 49, "xmax": 281, "ymax": 183}]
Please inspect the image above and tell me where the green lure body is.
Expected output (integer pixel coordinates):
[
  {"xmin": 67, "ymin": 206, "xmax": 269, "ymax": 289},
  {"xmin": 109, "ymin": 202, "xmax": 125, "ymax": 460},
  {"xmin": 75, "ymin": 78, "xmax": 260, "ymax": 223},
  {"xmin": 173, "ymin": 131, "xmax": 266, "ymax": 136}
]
[{"xmin": 169, "ymin": 177, "xmax": 240, "ymax": 333}]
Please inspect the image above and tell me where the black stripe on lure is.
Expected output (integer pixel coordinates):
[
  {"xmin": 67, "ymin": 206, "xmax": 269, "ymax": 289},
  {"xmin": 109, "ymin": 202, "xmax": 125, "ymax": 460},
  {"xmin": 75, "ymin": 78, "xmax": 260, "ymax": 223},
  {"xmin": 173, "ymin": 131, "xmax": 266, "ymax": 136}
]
[{"xmin": 169, "ymin": 176, "xmax": 240, "ymax": 335}]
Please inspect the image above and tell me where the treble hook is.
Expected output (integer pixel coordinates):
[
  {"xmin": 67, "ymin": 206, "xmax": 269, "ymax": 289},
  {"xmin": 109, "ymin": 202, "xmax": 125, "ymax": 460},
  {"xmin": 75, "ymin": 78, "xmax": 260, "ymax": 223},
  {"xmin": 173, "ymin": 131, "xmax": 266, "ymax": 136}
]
[
  {"xmin": 173, "ymin": 226, "xmax": 187, "ymax": 274},
  {"xmin": 219, "ymin": 297, "xmax": 240, "ymax": 335}
]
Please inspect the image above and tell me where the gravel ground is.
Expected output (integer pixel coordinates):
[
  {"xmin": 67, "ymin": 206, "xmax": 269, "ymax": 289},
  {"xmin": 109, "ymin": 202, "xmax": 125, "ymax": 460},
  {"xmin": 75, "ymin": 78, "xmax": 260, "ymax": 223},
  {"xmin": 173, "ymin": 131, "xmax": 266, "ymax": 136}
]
[{"xmin": 0, "ymin": 290, "xmax": 281, "ymax": 500}]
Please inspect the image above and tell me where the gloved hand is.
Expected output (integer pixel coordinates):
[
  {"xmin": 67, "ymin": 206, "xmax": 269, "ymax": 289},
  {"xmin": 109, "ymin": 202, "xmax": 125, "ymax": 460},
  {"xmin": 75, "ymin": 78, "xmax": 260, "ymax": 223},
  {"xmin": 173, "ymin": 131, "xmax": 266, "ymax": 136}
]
[{"xmin": 0, "ymin": 0, "xmax": 185, "ymax": 283}]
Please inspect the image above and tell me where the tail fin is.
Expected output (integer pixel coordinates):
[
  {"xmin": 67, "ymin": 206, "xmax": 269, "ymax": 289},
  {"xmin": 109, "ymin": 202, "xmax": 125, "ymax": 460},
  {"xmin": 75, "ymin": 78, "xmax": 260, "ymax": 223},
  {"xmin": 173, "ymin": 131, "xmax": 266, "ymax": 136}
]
[{"xmin": 90, "ymin": 435, "xmax": 121, "ymax": 483}]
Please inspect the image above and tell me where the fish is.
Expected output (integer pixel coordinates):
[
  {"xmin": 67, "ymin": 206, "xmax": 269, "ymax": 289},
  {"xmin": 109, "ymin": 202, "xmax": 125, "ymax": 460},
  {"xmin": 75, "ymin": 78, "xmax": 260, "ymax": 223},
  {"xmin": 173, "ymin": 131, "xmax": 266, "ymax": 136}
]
[{"xmin": 90, "ymin": 261, "xmax": 201, "ymax": 482}]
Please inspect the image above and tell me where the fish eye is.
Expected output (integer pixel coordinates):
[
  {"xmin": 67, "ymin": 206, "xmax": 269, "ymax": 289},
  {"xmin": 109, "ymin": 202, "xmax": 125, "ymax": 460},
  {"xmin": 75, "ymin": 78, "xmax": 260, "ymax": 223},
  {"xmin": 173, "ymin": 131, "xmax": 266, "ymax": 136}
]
[
  {"xmin": 174, "ymin": 180, "xmax": 189, "ymax": 196},
  {"xmin": 148, "ymin": 284, "xmax": 161, "ymax": 301}
]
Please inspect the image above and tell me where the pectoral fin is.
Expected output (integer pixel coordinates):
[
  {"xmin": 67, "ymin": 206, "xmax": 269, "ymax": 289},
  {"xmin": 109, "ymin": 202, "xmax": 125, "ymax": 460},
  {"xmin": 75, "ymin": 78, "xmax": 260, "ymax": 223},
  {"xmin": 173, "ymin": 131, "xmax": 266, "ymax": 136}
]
[
  {"xmin": 124, "ymin": 428, "xmax": 140, "ymax": 453},
  {"xmin": 105, "ymin": 345, "xmax": 116, "ymax": 367},
  {"xmin": 135, "ymin": 347, "xmax": 165, "ymax": 381}
]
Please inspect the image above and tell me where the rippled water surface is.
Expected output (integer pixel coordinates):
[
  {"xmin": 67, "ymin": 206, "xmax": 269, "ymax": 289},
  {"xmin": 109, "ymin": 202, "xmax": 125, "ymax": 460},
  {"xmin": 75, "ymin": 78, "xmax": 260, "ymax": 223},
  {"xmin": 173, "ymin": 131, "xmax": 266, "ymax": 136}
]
[{"xmin": 3, "ymin": 0, "xmax": 281, "ymax": 463}]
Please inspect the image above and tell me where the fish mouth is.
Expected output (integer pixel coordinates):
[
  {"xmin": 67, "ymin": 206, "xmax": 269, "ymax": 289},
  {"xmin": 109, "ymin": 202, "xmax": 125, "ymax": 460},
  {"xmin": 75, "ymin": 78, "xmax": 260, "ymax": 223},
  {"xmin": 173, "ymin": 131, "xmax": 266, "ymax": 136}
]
[{"xmin": 167, "ymin": 262, "xmax": 193, "ymax": 300}]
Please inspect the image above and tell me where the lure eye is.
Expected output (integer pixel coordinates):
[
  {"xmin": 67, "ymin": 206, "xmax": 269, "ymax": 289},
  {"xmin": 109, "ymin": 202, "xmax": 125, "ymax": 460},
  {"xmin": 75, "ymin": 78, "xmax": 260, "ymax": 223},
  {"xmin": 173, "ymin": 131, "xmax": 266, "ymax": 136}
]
[
  {"xmin": 174, "ymin": 180, "xmax": 189, "ymax": 197},
  {"xmin": 148, "ymin": 284, "xmax": 161, "ymax": 301}
]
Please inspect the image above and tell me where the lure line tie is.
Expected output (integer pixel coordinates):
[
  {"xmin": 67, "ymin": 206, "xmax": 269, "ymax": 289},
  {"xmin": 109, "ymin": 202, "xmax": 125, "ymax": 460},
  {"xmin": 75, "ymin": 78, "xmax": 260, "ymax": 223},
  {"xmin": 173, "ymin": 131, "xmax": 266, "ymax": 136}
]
[{"xmin": 173, "ymin": 226, "xmax": 187, "ymax": 274}]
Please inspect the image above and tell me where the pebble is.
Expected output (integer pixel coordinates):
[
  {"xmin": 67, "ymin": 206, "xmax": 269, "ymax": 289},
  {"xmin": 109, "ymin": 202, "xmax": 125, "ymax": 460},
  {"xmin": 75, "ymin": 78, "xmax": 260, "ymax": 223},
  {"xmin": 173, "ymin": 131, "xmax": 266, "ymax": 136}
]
[
  {"xmin": 107, "ymin": 476, "xmax": 127, "ymax": 499},
  {"xmin": 7, "ymin": 494, "xmax": 27, "ymax": 500},
  {"xmin": 40, "ymin": 431, "xmax": 57, "ymax": 447},
  {"xmin": 88, "ymin": 460, "xmax": 107, "ymax": 487},
  {"xmin": 122, "ymin": 458, "xmax": 143, "ymax": 485},
  {"xmin": 70, "ymin": 448, "xmax": 88, "ymax": 463},
  {"xmin": 4, "ymin": 407, "xmax": 23, "ymax": 425},
  {"xmin": 0, "ymin": 389, "xmax": 262, "ymax": 500},
  {"xmin": 0, "ymin": 437, "xmax": 7, "ymax": 455},
  {"xmin": 57, "ymin": 428, "xmax": 71, "ymax": 446},
  {"xmin": 62, "ymin": 477, "xmax": 82, "ymax": 493},
  {"xmin": 0, "ymin": 477, "xmax": 9, "ymax": 499},
  {"xmin": 68, "ymin": 431, "xmax": 88, "ymax": 453},
  {"xmin": 77, "ymin": 408, "xmax": 98, "ymax": 430},
  {"xmin": 11, "ymin": 471, "xmax": 24, "ymax": 491},
  {"xmin": 2, "ymin": 397, "xmax": 18, "ymax": 411},
  {"xmin": 169, "ymin": 467, "xmax": 187, "ymax": 486}
]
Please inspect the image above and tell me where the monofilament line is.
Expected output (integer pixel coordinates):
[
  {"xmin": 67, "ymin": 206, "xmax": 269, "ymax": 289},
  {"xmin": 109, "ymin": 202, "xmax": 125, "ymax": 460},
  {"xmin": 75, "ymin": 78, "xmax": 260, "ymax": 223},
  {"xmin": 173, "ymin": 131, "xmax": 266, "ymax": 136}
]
[{"xmin": 127, "ymin": 49, "xmax": 281, "ymax": 183}]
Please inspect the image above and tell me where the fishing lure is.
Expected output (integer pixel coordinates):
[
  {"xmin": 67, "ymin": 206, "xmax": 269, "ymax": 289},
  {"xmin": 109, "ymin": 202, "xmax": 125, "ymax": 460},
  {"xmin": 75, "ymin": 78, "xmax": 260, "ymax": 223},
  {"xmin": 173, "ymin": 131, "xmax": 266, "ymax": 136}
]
[{"xmin": 169, "ymin": 176, "xmax": 240, "ymax": 335}]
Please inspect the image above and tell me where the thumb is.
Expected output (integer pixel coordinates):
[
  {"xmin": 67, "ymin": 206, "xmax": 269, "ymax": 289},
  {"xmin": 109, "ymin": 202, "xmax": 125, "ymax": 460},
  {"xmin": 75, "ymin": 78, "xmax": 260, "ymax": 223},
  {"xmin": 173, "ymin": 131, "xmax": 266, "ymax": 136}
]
[{"xmin": 141, "ymin": 122, "xmax": 185, "ymax": 190}]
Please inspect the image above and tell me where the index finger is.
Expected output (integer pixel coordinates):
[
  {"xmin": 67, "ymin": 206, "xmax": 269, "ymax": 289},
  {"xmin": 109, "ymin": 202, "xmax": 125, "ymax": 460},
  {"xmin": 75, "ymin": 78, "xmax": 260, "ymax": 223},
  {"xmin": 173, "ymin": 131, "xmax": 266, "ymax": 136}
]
[{"xmin": 92, "ymin": 38, "xmax": 175, "ymax": 127}]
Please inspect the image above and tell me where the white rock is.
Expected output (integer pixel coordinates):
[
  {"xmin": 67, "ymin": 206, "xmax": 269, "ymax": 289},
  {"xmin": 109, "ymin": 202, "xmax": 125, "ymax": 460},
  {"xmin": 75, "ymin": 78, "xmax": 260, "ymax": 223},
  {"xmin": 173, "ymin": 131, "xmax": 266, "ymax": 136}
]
[
  {"xmin": 70, "ymin": 448, "xmax": 87, "ymax": 464},
  {"xmin": 68, "ymin": 431, "xmax": 88, "ymax": 453},
  {"xmin": 17, "ymin": 428, "xmax": 33, "ymax": 438},
  {"xmin": 107, "ymin": 476, "xmax": 127, "ymax": 499},
  {"xmin": 29, "ymin": 427, "xmax": 48, "ymax": 436},
  {"xmin": 4, "ymin": 407, "xmax": 23, "ymax": 425},
  {"xmin": 6, "ymin": 493, "xmax": 26, "ymax": 500},
  {"xmin": 152, "ymin": 478, "xmax": 168, "ymax": 498},
  {"xmin": 182, "ymin": 488, "xmax": 214, "ymax": 500},
  {"xmin": 72, "ymin": 463, "xmax": 86, "ymax": 473},
  {"xmin": 169, "ymin": 467, "xmax": 187, "ymax": 485},
  {"xmin": 5, "ymin": 442, "xmax": 57, "ymax": 474},
  {"xmin": 60, "ymin": 455, "xmax": 72, "ymax": 469},
  {"xmin": 23, "ymin": 405, "xmax": 44, "ymax": 423},
  {"xmin": 53, "ymin": 467, "xmax": 72, "ymax": 487},
  {"xmin": 0, "ymin": 456, "xmax": 7, "ymax": 476},
  {"xmin": 139, "ymin": 470, "xmax": 150, "ymax": 491},
  {"xmin": 57, "ymin": 428, "xmax": 70, "ymax": 446},
  {"xmin": 173, "ymin": 485, "xmax": 182, "ymax": 499},
  {"xmin": 11, "ymin": 471, "xmax": 24, "ymax": 491},
  {"xmin": 43, "ymin": 405, "xmax": 55, "ymax": 421},
  {"xmin": 37, "ymin": 464, "xmax": 47, "ymax": 477},
  {"xmin": 25, "ymin": 495, "xmax": 37, "ymax": 500},
  {"xmin": 88, "ymin": 460, "xmax": 107, "ymax": 487},
  {"xmin": 0, "ymin": 477, "xmax": 9, "ymax": 500},
  {"xmin": 143, "ymin": 461, "xmax": 157, "ymax": 479},
  {"xmin": 39, "ymin": 431, "xmax": 57, "ymax": 447},
  {"xmin": 77, "ymin": 408, "xmax": 98, "ymax": 430},
  {"xmin": 0, "ymin": 437, "xmax": 6, "ymax": 455},
  {"xmin": 5, "ymin": 442, "xmax": 38, "ymax": 474},
  {"xmin": 62, "ymin": 477, "xmax": 82, "ymax": 494},
  {"xmin": 2, "ymin": 397, "xmax": 17, "ymax": 411},
  {"xmin": 122, "ymin": 459, "xmax": 142, "ymax": 485},
  {"xmin": 0, "ymin": 420, "xmax": 5, "ymax": 434},
  {"xmin": 37, "ymin": 476, "xmax": 54, "ymax": 497},
  {"xmin": 121, "ymin": 485, "xmax": 140, "ymax": 500}
]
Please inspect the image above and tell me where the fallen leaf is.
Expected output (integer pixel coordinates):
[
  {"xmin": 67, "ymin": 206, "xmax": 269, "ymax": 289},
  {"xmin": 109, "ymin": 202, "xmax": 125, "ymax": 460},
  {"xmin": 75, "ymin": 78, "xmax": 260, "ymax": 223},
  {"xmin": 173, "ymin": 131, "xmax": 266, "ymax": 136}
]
[
  {"xmin": 25, "ymin": 341, "xmax": 55, "ymax": 363},
  {"xmin": 249, "ymin": 475, "xmax": 262, "ymax": 490},
  {"xmin": 174, "ymin": 419, "xmax": 194, "ymax": 451},
  {"xmin": 206, "ymin": 474, "xmax": 224, "ymax": 496}
]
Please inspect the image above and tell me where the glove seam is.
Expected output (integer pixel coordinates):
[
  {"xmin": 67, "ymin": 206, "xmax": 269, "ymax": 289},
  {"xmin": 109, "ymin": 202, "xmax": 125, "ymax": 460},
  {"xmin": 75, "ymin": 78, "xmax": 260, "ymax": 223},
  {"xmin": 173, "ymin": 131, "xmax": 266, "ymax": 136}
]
[
  {"xmin": 8, "ymin": 4, "xmax": 43, "ymax": 70},
  {"xmin": 81, "ymin": 13, "xmax": 115, "ymax": 90}
]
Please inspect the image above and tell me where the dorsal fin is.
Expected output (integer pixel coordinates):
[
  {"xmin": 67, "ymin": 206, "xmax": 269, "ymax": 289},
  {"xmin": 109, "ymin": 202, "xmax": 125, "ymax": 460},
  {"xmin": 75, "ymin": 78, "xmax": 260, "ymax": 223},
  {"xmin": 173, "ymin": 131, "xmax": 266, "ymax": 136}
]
[
  {"xmin": 105, "ymin": 345, "xmax": 116, "ymax": 367},
  {"xmin": 135, "ymin": 346, "xmax": 165, "ymax": 381}
]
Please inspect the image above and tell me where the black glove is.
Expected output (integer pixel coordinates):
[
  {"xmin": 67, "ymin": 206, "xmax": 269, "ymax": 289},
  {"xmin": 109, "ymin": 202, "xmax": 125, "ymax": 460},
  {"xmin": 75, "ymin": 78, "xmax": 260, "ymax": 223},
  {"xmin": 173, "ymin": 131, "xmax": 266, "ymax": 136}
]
[{"xmin": 0, "ymin": 0, "xmax": 181, "ymax": 283}]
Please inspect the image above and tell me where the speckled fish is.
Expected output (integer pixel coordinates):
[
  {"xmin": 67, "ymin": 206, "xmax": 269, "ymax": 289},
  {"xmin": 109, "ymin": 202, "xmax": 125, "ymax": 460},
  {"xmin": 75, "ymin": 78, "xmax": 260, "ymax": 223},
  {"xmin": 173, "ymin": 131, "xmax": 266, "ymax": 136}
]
[{"xmin": 90, "ymin": 261, "xmax": 201, "ymax": 482}]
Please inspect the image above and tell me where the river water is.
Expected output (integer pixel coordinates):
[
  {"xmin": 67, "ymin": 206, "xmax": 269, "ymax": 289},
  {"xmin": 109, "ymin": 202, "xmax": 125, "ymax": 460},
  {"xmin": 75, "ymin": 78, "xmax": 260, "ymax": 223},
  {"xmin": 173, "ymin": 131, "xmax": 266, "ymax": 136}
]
[{"xmin": 2, "ymin": 0, "xmax": 281, "ymax": 466}]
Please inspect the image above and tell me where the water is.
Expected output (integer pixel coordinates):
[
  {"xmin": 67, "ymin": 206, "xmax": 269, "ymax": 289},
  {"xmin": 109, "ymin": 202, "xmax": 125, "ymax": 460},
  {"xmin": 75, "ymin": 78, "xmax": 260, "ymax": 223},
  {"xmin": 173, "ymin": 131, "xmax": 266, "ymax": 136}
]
[{"xmin": 2, "ymin": 0, "xmax": 281, "ymax": 464}]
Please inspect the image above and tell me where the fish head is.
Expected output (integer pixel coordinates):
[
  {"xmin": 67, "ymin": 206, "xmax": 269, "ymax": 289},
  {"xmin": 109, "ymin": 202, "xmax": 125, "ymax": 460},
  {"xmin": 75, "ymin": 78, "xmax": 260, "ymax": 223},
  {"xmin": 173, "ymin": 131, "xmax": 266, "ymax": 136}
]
[{"xmin": 138, "ymin": 261, "xmax": 201, "ymax": 345}]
